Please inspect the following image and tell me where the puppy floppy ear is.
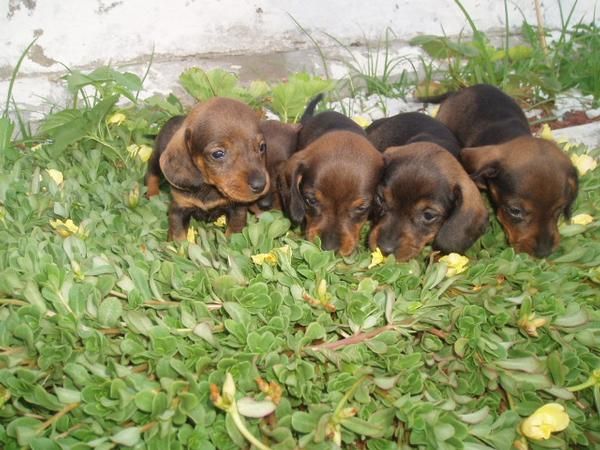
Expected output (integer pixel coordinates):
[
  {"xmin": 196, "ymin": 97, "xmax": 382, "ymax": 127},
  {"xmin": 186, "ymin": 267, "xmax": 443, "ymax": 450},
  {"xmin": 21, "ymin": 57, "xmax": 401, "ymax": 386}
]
[
  {"xmin": 563, "ymin": 166, "xmax": 579, "ymax": 219},
  {"xmin": 460, "ymin": 146, "xmax": 503, "ymax": 190},
  {"xmin": 279, "ymin": 157, "xmax": 306, "ymax": 224},
  {"xmin": 159, "ymin": 128, "xmax": 205, "ymax": 191},
  {"xmin": 434, "ymin": 173, "xmax": 489, "ymax": 254}
]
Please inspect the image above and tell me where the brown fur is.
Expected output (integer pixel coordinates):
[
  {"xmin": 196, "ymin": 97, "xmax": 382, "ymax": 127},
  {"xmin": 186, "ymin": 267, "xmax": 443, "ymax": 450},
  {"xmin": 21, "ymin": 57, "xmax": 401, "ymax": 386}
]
[
  {"xmin": 437, "ymin": 84, "xmax": 578, "ymax": 257},
  {"xmin": 279, "ymin": 130, "xmax": 383, "ymax": 256},
  {"xmin": 145, "ymin": 97, "xmax": 270, "ymax": 240},
  {"xmin": 249, "ymin": 120, "xmax": 301, "ymax": 214},
  {"xmin": 369, "ymin": 142, "xmax": 488, "ymax": 261}
]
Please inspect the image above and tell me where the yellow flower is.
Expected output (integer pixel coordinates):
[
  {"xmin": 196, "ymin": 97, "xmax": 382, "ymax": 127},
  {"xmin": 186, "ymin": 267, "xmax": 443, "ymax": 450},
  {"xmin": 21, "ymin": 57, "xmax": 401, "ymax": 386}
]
[
  {"xmin": 127, "ymin": 144, "xmax": 153, "ymax": 162},
  {"xmin": 213, "ymin": 215, "xmax": 227, "ymax": 228},
  {"xmin": 538, "ymin": 124, "xmax": 554, "ymax": 141},
  {"xmin": 439, "ymin": 253, "xmax": 469, "ymax": 277},
  {"xmin": 571, "ymin": 154, "xmax": 597, "ymax": 176},
  {"xmin": 368, "ymin": 247, "xmax": 385, "ymax": 269},
  {"xmin": 557, "ymin": 138, "xmax": 576, "ymax": 152},
  {"xmin": 518, "ymin": 313, "xmax": 547, "ymax": 337},
  {"xmin": 187, "ymin": 227, "xmax": 197, "ymax": 243},
  {"xmin": 251, "ymin": 251, "xmax": 278, "ymax": 266},
  {"xmin": 107, "ymin": 112, "xmax": 126, "ymax": 126},
  {"xmin": 571, "ymin": 213, "xmax": 593, "ymax": 226},
  {"xmin": 49, "ymin": 218, "xmax": 81, "ymax": 237},
  {"xmin": 352, "ymin": 115, "xmax": 372, "ymax": 128},
  {"xmin": 46, "ymin": 169, "xmax": 64, "ymax": 186},
  {"xmin": 521, "ymin": 403, "xmax": 570, "ymax": 440},
  {"xmin": 137, "ymin": 145, "xmax": 153, "ymax": 162}
]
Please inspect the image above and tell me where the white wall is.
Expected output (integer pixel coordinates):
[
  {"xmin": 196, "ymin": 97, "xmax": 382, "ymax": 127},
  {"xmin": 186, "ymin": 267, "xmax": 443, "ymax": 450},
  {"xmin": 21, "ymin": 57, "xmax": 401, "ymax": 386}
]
[{"xmin": 1, "ymin": 0, "xmax": 597, "ymax": 119}]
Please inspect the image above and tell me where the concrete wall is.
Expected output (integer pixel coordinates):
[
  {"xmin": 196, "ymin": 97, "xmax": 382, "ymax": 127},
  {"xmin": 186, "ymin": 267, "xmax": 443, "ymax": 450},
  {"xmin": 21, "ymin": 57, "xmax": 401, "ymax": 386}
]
[{"xmin": 1, "ymin": 0, "xmax": 597, "ymax": 120}]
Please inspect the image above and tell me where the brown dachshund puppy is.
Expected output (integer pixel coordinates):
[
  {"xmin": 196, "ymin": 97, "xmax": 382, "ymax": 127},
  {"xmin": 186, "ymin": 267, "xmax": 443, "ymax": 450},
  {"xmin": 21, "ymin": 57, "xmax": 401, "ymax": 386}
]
[
  {"xmin": 436, "ymin": 84, "xmax": 578, "ymax": 257},
  {"xmin": 250, "ymin": 120, "xmax": 301, "ymax": 213},
  {"xmin": 369, "ymin": 142, "xmax": 488, "ymax": 260},
  {"xmin": 296, "ymin": 93, "xmax": 366, "ymax": 150},
  {"xmin": 145, "ymin": 97, "xmax": 270, "ymax": 240},
  {"xmin": 366, "ymin": 112, "xmax": 461, "ymax": 157},
  {"xmin": 279, "ymin": 130, "xmax": 383, "ymax": 256}
]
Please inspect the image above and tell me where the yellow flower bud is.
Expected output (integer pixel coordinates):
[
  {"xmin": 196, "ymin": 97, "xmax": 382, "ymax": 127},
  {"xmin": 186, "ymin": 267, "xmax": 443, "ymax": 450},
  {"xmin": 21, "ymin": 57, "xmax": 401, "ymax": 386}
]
[
  {"xmin": 187, "ymin": 227, "xmax": 197, "ymax": 244},
  {"xmin": 137, "ymin": 145, "xmax": 153, "ymax": 162},
  {"xmin": 49, "ymin": 219, "xmax": 80, "ymax": 237},
  {"xmin": 439, "ymin": 253, "xmax": 469, "ymax": 277},
  {"xmin": 351, "ymin": 115, "xmax": 372, "ymax": 128},
  {"xmin": 571, "ymin": 154, "xmax": 597, "ymax": 176},
  {"xmin": 107, "ymin": 112, "xmax": 126, "ymax": 126},
  {"xmin": 251, "ymin": 251, "xmax": 278, "ymax": 266},
  {"xmin": 538, "ymin": 124, "xmax": 554, "ymax": 141},
  {"xmin": 571, "ymin": 213, "xmax": 593, "ymax": 226},
  {"xmin": 520, "ymin": 403, "xmax": 569, "ymax": 440},
  {"xmin": 213, "ymin": 215, "xmax": 227, "ymax": 228},
  {"xmin": 46, "ymin": 169, "xmax": 64, "ymax": 186},
  {"xmin": 368, "ymin": 247, "xmax": 385, "ymax": 269}
]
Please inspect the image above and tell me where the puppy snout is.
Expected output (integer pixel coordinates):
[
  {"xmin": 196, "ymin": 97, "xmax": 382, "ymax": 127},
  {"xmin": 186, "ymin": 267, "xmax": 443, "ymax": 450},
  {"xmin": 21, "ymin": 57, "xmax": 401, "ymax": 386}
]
[
  {"xmin": 256, "ymin": 193, "xmax": 273, "ymax": 210},
  {"xmin": 321, "ymin": 232, "xmax": 341, "ymax": 252},
  {"xmin": 534, "ymin": 236, "xmax": 555, "ymax": 258},
  {"xmin": 248, "ymin": 172, "xmax": 268, "ymax": 194},
  {"xmin": 377, "ymin": 236, "xmax": 397, "ymax": 256}
]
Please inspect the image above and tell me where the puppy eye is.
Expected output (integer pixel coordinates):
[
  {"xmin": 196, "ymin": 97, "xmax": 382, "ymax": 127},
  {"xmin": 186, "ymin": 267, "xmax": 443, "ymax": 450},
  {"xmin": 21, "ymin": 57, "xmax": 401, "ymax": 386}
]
[
  {"xmin": 304, "ymin": 196, "xmax": 318, "ymax": 208},
  {"xmin": 259, "ymin": 142, "xmax": 267, "ymax": 154},
  {"xmin": 422, "ymin": 210, "xmax": 439, "ymax": 224},
  {"xmin": 211, "ymin": 149, "xmax": 226, "ymax": 160},
  {"xmin": 354, "ymin": 204, "xmax": 370, "ymax": 215},
  {"xmin": 506, "ymin": 206, "xmax": 523, "ymax": 220}
]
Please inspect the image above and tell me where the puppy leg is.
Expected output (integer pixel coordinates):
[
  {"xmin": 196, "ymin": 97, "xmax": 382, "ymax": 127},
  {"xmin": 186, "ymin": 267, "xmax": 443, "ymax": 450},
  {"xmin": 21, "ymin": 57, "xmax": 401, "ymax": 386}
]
[
  {"xmin": 145, "ymin": 148, "xmax": 162, "ymax": 197},
  {"xmin": 168, "ymin": 204, "xmax": 193, "ymax": 241},
  {"xmin": 226, "ymin": 206, "xmax": 248, "ymax": 236}
]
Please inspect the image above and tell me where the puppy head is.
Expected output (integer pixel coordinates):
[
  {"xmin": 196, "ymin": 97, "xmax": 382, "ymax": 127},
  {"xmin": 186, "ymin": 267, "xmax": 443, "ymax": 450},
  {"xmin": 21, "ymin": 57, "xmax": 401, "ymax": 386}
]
[
  {"xmin": 253, "ymin": 120, "xmax": 301, "ymax": 211},
  {"xmin": 159, "ymin": 97, "xmax": 270, "ymax": 203},
  {"xmin": 461, "ymin": 136, "xmax": 578, "ymax": 257},
  {"xmin": 369, "ymin": 143, "xmax": 488, "ymax": 261},
  {"xmin": 280, "ymin": 131, "xmax": 383, "ymax": 256}
]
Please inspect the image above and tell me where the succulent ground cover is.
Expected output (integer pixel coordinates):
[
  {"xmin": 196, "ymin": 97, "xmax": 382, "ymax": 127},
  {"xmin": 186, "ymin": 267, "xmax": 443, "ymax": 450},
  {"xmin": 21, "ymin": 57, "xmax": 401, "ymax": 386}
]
[{"xmin": 1, "ymin": 10, "xmax": 600, "ymax": 448}]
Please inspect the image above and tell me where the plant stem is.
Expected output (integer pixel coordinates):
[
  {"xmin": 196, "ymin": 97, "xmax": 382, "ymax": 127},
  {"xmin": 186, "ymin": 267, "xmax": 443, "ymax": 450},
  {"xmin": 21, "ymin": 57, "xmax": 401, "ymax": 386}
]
[
  {"xmin": 333, "ymin": 375, "xmax": 369, "ymax": 418},
  {"xmin": 534, "ymin": 0, "xmax": 548, "ymax": 55},
  {"xmin": 229, "ymin": 406, "xmax": 272, "ymax": 450},
  {"xmin": 36, "ymin": 402, "xmax": 80, "ymax": 433},
  {"xmin": 310, "ymin": 324, "xmax": 395, "ymax": 351}
]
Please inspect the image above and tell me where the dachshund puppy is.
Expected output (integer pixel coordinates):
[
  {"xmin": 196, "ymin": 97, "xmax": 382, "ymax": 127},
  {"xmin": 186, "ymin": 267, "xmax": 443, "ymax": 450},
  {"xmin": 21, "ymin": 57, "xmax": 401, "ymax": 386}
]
[
  {"xmin": 436, "ymin": 84, "xmax": 578, "ymax": 257},
  {"xmin": 249, "ymin": 120, "xmax": 301, "ymax": 213},
  {"xmin": 369, "ymin": 142, "xmax": 488, "ymax": 261},
  {"xmin": 279, "ymin": 130, "xmax": 383, "ymax": 256},
  {"xmin": 145, "ymin": 97, "xmax": 270, "ymax": 240},
  {"xmin": 296, "ymin": 93, "xmax": 366, "ymax": 150},
  {"xmin": 366, "ymin": 112, "xmax": 461, "ymax": 157}
]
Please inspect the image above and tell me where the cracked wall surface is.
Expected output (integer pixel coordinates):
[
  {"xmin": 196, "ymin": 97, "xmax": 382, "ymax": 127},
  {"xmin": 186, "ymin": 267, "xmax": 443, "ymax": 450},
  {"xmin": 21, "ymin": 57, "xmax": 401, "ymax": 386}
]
[{"xmin": 0, "ymin": 0, "xmax": 597, "ymax": 120}]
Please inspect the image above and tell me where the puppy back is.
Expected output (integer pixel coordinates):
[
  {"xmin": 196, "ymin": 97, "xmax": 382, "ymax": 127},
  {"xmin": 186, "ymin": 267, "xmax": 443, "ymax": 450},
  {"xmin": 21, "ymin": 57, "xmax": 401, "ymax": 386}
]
[{"xmin": 437, "ymin": 84, "xmax": 531, "ymax": 147}]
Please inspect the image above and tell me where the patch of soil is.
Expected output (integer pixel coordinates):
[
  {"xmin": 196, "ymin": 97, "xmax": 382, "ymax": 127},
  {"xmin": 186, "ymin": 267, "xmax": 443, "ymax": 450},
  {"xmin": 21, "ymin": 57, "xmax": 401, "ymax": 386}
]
[{"xmin": 530, "ymin": 109, "xmax": 600, "ymax": 133}]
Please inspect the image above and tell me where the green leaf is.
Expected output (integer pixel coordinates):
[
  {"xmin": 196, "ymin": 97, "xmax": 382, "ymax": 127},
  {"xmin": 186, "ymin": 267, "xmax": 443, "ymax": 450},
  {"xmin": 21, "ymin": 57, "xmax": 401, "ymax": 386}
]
[{"xmin": 97, "ymin": 296, "xmax": 123, "ymax": 327}]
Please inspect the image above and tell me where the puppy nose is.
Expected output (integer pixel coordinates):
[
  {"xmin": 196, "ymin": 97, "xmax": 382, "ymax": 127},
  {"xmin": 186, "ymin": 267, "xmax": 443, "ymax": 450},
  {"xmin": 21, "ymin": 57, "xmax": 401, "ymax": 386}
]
[
  {"xmin": 377, "ymin": 237, "xmax": 396, "ymax": 256},
  {"xmin": 534, "ymin": 239, "xmax": 553, "ymax": 258},
  {"xmin": 321, "ymin": 232, "xmax": 340, "ymax": 252},
  {"xmin": 248, "ymin": 172, "xmax": 267, "ymax": 193},
  {"xmin": 256, "ymin": 193, "xmax": 273, "ymax": 210}
]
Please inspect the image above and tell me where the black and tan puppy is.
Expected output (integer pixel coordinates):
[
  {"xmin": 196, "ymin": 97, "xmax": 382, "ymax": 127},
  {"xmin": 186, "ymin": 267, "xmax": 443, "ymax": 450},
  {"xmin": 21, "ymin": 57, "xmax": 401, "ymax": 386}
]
[
  {"xmin": 279, "ymin": 130, "xmax": 383, "ymax": 256},
  {"xmin": 249, "ymin": 120, "xmax": 301, "ymax": 213},
  {"xmin": 296, "ymin": 93, "xmax": 366, "ymax": 150},
  {"xmin": 369, "ymin": 142, "xmax": 488, "ymax": 261},
  {"xmin": 145, "ymin": 97, "xmax": 270, "ymax": 240},
  {"xmin": 366, "ymin": 112, "xmax": 461, "ymax": 157},
  {"xmin": 436, "ymin": 84, "xmax": 578, "ymax": 257}
]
